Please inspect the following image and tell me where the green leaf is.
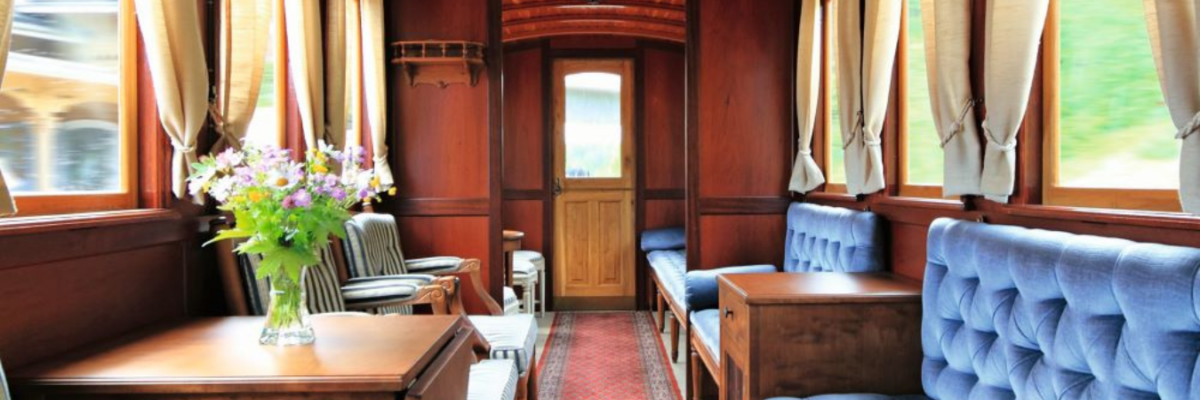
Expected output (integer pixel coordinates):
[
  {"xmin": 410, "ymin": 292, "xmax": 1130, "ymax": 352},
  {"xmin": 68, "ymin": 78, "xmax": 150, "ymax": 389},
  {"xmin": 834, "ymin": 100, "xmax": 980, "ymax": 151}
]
[{"xmin": 204, "ymin": 228, "xmax": 254, "ymax": 247}]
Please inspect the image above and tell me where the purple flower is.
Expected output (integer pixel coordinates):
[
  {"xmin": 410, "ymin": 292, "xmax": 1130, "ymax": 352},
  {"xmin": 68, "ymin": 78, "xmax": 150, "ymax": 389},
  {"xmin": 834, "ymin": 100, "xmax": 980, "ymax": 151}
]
[
  {"xmin": 358, "ymin": 188, "xmax": 371, "ymax": 200},
  {"xmin": 291, "ymin": 190, "xmax": 312, "ymax": 208},
  {"xmin": 215, "ymin": 148, "xmax": 243, "ymax": 170},
  {"xmin": 331, "ymin": 187, "xmax": 347, "ymax": 201}
]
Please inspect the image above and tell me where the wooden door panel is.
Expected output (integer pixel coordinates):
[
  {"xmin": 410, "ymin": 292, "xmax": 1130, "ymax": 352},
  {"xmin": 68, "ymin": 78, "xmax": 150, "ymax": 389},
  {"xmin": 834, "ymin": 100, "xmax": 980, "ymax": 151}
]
[{"xmin": 552, "ymin": 58, "xmax": 637, "ymax": 309}]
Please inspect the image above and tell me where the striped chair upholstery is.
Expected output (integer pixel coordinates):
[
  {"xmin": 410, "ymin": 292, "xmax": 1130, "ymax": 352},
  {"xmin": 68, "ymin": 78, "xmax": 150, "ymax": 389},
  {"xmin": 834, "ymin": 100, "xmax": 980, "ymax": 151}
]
[
  {"xmin": 236, "ymin": 242, "xmax": 429, "ymax": 315},
  {"xmin": 344, "ymin": 213, "xmax": 465, "ymax": 314},
  {"xmin": 469, "ymin": 314, "xmax": 538, "ymax": 376},
  {"xmin": 1, "ymin": 357, "xmax": 9, "ymax": 400},
  {"xmin": 468, "ymin": 359, "xmax": 519, "ymax": 400}
]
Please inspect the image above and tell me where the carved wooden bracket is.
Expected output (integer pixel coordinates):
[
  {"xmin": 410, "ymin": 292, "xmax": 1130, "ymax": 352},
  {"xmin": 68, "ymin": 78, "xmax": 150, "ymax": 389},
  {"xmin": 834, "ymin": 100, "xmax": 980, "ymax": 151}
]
[{"xmin": 390, "ymin": 41, "xmax": 486, "ymax": 88}]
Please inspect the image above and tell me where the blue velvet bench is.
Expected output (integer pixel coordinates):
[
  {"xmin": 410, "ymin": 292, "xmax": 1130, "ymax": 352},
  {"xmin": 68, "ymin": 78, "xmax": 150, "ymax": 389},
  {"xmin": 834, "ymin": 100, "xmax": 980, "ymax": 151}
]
[
  {"xmin": 769, "ymin": 217, "xmax": 1200, "ymax": 400},
  {"xmin": 686, "ymin": 202, "xmax": 887, "ymax": 398},
  {"xmin": 642, "ymin": 226, "xmax": 688, "ymax": 362}
]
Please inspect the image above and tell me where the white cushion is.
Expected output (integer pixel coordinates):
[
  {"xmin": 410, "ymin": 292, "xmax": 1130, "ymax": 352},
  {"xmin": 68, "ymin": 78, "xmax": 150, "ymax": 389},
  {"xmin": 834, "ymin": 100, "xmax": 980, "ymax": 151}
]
[
  {"xmin": 468, "ymin": 359, "xmax": 518, "ymax": 400},
  {"xmin": 502, "ymin": 286, "xmax": 520, "ymax": 315},
  {"xmin": 513, "ymin": 259, "xmax": 537, "ymax": 275},
  {"xmin": 469, "ymin": 314, "xmax": 537, "ymax": 375},
  {"xmin": 514, "ymin": 250, "xmax": 544, "ymax": 270}
]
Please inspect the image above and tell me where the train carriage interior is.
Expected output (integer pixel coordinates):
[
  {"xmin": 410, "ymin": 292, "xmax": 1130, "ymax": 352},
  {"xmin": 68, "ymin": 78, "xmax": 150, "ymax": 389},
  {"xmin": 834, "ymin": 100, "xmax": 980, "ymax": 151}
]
[{"xmin": 1, "ymin": 1, "xmax": 1199, "ymax": 399}]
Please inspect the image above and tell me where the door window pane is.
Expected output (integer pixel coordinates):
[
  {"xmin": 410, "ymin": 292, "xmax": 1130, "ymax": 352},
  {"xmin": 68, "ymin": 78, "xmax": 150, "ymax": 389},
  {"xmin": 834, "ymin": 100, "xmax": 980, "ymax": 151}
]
[
  {"xmin": 564, "ymin": 72, "xmax": 622, "ymax": 178},
  {"xmin": 0, "ymin": 0, "xmax": 122, "ymax": 194},
  {"xmin": 904, "ymin": 0, "xmax": 942, "ymax": 185},
  {"xmin": 1058, "ymin": 0, "xmax": 1178, "ymax": 188}
]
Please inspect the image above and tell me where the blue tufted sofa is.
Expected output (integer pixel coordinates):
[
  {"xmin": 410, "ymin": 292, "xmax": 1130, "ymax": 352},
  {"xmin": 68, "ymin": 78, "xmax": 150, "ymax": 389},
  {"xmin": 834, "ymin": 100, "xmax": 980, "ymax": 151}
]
[
  {"xmin": 770, "ymin": 217, "xmax": 1200, "ymax": 400},
  {"xmin": 687, "ymin": 202, "xmax": 887, "ymax": 393}
]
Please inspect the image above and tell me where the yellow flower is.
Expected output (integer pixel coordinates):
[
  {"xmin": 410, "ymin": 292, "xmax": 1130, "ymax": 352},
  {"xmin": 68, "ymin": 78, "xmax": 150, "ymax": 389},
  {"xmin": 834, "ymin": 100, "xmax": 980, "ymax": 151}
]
[
  {"xmin": 312, "ymin": 164, "xmax": 329, "ymax": 174},
  {"xmin": 387, "ymin": 187, "xmax": 397, "ymax": 196},
  {"xmin": 370, "ymin": 177, "xmax": 380, "ymax": 189},
  {"xmin": 275, "ymin": 178, "xmax": 289, "ymax": 187},
  {"xmin": 248, "ymin": 191, "xmax": 265, "ymax": 202}
]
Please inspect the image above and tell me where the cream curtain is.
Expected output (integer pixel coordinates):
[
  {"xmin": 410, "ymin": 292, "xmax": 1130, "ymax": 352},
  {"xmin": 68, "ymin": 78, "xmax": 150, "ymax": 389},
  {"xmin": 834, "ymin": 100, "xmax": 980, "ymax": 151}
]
[
  {"xmin": 837, "ymin": 0, "xmax": 901, "ymax": 195},
  {"xmin": 325, "ymin": 0, "xmax": 347, "ymax": 150},
  {"xmin": 0, "ymin": 0, "xmax": 14, "ymax": 216},
  {"xmin": 135, "ymin": 0, "xmax": 210, "ymax": 200},
  {"xmin": 788, "ymin": 0, "xmax": 825, "ymax": 193},
  {"xmin": 211, "ymin": 0, "xmax": 272, "ymax": 152},
  {"xmin": 980, "ymin": 0, "xmax": 1049, "ymax": 202},
  {"xmin": 284, "ymin": 0, "xmax": 324, "ymax": 150},
  {"xmin": 1145, "ymin": 0, "xmax": 1200, "ymax": 213},
  {"xmin": 921, "ymin": 0, "xmax": 982, "ymax": 197},
  {"xmin": 361, "ymin": 0, "xmax": 393, "ymax": 188}
]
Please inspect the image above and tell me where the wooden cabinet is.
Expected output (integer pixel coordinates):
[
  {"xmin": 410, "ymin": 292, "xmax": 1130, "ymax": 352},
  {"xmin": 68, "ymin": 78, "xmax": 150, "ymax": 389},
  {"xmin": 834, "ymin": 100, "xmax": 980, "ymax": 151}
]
[
  {"xmin": 11, "ymin": 315, "xmax": 476, "ymax": 400},
  {"xmin": 717, "ymin": 273, "xmax": 924, "ymax": 400}
]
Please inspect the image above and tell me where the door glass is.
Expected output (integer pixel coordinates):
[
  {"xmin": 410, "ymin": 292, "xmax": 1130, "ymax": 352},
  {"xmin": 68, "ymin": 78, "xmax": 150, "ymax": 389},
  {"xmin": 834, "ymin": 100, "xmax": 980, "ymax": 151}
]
[{"xmin": 564, "ymin": 72, "xmax": 622, "ymax": 178}]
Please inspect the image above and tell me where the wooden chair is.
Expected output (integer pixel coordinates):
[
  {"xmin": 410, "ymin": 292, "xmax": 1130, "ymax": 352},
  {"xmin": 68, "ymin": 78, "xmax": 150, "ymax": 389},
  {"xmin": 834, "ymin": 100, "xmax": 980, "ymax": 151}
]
[{"xmin": 343, "ymin": 212, "xmax": 539, "ymax": 400}]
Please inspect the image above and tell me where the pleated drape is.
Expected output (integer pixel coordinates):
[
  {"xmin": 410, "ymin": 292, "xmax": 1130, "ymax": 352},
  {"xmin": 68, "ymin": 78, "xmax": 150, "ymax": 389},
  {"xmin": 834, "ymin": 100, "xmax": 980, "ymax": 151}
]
[
  {"xmin": 325, "ymin": 0, "xmax": 347, "ymax": 150},
  {"xmin": 134, "ymin": 0, "xmax": 210, "ymax": 200},
  {"xmin": 837, "ymin": 0, "xmax": 901, "ymax": 195},
  {"xmin": 0, "ymin": 0, "xmax": 15, "ymax": 216},
  {"xmin": 1144, "ymin": 0, "xmax": 1200, "ymax": 213},
  {"xmin": 921, "ymin": 0, "xmax": 982, "ymax": 197},
  {"xmin": 788, "ymin": 0, "xmax": 826, "ymax": 194},
  {"xmin": 211, "ymin": 0, "xmax": 271, "ymax": 152},
  {"xmin": 283, "ymin": 0, "xmax": 324, "ymax": 150},
  {"xmin": 360, "ymin": 0, "xmax": 394, "ymax": 188},
  {"xmin": 980, "ymin": 0, "xmax": 1049, "ymax": 202}
]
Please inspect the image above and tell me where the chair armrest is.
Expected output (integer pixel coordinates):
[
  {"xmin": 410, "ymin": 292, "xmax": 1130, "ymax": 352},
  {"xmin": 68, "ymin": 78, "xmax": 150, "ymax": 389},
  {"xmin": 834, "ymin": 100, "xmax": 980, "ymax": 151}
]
[
  {"xmin": 406, "ymin": 256, "xmax": 468, "ymax": 274},
  {"xmin": 685, "ymin": 265, "xmax": 777, "ymax": 311},
  {"xmin": 341, "ymin": 275, "xmax": 439, "ymax": 311}
]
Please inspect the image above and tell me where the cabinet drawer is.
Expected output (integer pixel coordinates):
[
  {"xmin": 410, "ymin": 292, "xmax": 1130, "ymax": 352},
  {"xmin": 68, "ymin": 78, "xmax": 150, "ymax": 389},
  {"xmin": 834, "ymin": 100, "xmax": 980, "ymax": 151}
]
[{"xmin": 719, "ymin": 283, "xmax": 750, "ymax": 368}]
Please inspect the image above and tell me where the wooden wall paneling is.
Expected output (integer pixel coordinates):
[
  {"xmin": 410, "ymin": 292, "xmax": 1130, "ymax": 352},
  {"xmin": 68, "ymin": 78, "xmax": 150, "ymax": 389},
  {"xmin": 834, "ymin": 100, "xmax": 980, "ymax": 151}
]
[
  {"xmin": 635, "ymin": 44, "xmax": 648, "ymax": 310},
  {"xmin": 502, "ymin": 201, "xmax": 545, "ymax": 254},
  {"xmin": 503, "ymin": 47, "xmax": 545, "ymax": 191},
  {"xmin": 386, "ymin": 0, "xmax": 502, "ymax": 312},
  {"xmin": 645, "ymin": 199, "xmax": 686, "ymax": 229},
  {"xmin": 550, "ymin": 36, "xmax": 640, "ymax": 49},
  {"xmin": 697, "ymin": 214, "xmax": 787, "ymax": 271},
  {"xmin": 690, "ymin": 0, "xmax": 797, "ymax": 273},
  {"xmin": 643, "ymin": 46, "xmax": 686, "ymax": 191}
]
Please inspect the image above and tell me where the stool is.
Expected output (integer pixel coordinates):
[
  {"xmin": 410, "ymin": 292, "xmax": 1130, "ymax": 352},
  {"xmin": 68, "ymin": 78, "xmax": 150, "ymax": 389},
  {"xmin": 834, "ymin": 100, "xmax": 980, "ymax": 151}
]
[{"xmin": 514, "ymin": 250, "xmax": 545, "ymax": 317}]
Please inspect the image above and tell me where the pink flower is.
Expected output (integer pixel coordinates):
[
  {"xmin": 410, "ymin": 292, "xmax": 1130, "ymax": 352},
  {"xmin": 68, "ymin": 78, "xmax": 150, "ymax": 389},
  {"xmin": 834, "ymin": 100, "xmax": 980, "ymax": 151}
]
[{"xmin": 291, "ymin": 190, "xmax": 312, "ymax": 208}]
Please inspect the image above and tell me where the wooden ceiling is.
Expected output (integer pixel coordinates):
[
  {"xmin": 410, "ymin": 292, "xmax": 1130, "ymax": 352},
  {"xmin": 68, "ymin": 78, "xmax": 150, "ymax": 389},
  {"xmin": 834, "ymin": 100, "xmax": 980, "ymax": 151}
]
[{"xmin": 502, "ymin": 0, "xmax": 686, "ymax": 43}]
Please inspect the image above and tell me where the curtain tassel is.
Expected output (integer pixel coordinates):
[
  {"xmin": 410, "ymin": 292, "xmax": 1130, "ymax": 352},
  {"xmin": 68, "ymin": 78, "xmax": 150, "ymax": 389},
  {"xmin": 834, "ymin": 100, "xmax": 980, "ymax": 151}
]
[
  {"xmin": 941, "ymin": 98, "xmax": 981, "ymax": 148},
  {"xmin": 207, "ymin": 103, "xmax": 241, "ymax": 151},
  {"xmin": 842, "ymin": 110, "xmax": 866, "ymax": 150},
  {"xmin": 1176, "ymin": 111, "xmax": 1200, "ymax": 140}
]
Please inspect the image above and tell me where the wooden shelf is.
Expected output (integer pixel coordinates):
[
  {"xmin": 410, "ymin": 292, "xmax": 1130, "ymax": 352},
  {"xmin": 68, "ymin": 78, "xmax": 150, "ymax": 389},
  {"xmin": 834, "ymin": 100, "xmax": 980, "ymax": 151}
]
[{"xmin": 391, "ymin": 41, "xmax": 486, "ymax": 88}]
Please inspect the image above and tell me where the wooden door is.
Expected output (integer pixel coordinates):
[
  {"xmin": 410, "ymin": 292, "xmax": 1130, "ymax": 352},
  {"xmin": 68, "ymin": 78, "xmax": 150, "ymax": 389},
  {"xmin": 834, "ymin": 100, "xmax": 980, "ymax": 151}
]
[{"xmin": 552, "ymin": 59, "xmax": 636, "ymax": 310}]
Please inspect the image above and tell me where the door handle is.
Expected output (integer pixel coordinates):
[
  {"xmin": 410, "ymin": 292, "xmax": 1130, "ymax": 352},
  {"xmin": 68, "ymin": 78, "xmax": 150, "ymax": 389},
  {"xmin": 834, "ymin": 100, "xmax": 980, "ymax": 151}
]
[{"xmin": 552, "ymin": 177, "xmax": 563, "ymax": 197}]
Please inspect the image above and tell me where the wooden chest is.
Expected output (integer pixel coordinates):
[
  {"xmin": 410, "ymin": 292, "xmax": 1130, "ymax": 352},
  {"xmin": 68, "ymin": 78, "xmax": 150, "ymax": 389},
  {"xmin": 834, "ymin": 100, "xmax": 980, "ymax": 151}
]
[{"xmin": 716, "ymin": 272, "xmax": 923, "ymax": 400}]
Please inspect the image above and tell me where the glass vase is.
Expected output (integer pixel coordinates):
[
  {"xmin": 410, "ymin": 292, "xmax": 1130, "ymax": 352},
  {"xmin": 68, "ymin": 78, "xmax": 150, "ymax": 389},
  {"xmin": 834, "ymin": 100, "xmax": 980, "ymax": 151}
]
[{"xmin": 259, "ymin": 266, "xmax": 315, "ymax": 346}]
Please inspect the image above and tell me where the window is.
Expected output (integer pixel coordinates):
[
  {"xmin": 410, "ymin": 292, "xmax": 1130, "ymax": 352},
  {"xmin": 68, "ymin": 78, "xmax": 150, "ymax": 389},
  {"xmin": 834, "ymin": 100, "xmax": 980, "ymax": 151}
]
[
  {"xmin": 1045, "ymin": 0, "xmax": 1181, "ymax": 211},
  {"xmin": 824, "ymin": 0, "xmax": 846, "ymax": 192},
  {"xmin": 899, "ymin": 0, "xmax": 943, "ymax": 198},
  {"xmin": 244, "ymin": 0, "xmax": 285, "ymax": 147},
  {"xmin": 0, "ymin": 0, "xmax": 136, "ymax": 215},
  {"xmin": 564, "ymin": 72, "xmax": 623, "ymax": 178}
]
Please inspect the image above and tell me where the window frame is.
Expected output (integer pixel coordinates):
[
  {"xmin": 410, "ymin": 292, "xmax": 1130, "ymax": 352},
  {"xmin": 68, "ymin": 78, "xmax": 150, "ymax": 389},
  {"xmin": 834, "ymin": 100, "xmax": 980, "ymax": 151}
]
[
  {"xmin": 1041, "ymin": 0, "xmax": 1181, "ymax": 212},
  {"xmin": 896, "ymin": 0, "xmax": 945, "ymax": 199},
  {"xmin": 9, "ymin": 0, "xmax": 139, "ymax": 216}
]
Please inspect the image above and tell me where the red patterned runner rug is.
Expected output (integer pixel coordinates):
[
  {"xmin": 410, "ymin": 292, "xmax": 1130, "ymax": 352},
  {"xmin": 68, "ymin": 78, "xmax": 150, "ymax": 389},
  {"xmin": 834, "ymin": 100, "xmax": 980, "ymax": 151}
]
[{"xmin": 538, "ymin": 312, "xmax": 682, "ymax": 400}]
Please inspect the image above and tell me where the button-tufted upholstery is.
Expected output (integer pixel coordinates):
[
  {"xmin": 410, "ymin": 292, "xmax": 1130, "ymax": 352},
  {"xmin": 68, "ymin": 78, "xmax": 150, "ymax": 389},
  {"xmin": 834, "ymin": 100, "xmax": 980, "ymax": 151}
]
[
  {"xmin": 771, "ymin": 218, "xmax": 1200, "ymax": 400},
  {"xmin": 922, "ymin": 218, "xmax": 1200, "ymax": 400},
  {"xmin": 784, "ymin": 202, "xmax": 886, "ymax": 273}
]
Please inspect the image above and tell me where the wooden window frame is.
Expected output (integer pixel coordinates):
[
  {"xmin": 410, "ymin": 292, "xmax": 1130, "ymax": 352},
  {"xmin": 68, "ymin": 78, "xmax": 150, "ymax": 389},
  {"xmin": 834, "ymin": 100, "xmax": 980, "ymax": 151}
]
[
  {"xmin": 11, "ymin": 0, "xmax": 139, "ymax": 216},
  {"xmin": 1041, "ymin": 0, "xmax": 1181, "ymax": 212}
]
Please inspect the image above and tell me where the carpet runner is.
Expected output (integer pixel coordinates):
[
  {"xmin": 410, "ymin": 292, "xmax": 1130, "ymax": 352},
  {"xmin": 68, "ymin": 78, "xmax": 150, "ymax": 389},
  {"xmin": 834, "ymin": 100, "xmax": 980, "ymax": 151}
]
[{"xmin": 538, "ymin": 312, "xmax": 681, "ymax": 400}]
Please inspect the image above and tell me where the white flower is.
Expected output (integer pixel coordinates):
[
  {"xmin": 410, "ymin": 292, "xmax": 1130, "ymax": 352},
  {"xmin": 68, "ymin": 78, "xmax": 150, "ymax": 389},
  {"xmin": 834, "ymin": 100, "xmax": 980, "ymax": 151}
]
[
  {"xmin": 209, "ymin": 176, "xmax": 237, "ymax": 203},
  {"xmin": 188, "ymin": 168, "xmax": 217, "ymax": 197}
]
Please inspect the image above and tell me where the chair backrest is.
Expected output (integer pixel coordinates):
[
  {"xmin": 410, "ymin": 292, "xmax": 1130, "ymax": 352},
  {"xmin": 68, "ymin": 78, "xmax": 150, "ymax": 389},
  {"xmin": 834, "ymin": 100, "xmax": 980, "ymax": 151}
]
[
  {"xmin": 344, "ymin": 213, "xmax": 409, "ymax": 279},
  {"xmin": 211, "ymin": 219, "xmax": 348, "ymax": 316},
  {"xmin": 234, "ymin": 243, "xmax": 346, "ymax": 316},
  {"xmin": 923, "ymin": 218, "xmax": 1200, "ymax": 400},
  {"xmin": 783, "ymin": 202, "xmax": 886, "ymax": 272}
]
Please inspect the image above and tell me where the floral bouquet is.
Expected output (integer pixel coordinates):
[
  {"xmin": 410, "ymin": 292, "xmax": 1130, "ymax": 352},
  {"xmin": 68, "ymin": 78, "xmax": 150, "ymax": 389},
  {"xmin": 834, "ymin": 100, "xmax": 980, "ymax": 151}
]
[{"xmin": 188, "ymin": 142, "xmax": 392, "ymax": 345}]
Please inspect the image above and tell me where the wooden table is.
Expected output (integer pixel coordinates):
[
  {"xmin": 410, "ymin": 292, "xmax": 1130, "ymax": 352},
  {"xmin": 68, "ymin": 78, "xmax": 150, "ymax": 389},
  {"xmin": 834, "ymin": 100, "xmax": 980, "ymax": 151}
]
[
  {"xmin": 715, "ymin": 272, "xmax": 924, "ymax": 400},
  {"xmin": 12, "ymin": 315, "xmax": 475, "ymax": 400},
  {"xmin": 502, "ymin": 229, "xmax": 525, "ymax": 287}
]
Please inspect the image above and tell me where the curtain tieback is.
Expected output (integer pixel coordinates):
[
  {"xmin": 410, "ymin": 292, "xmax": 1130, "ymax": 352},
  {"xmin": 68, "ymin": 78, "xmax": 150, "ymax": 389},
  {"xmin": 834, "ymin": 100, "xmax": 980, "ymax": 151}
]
[
  {"xmin": 941, "ymin": 98, "xmax": 980, "ymax": 148},
  {"xmin": 207, "ymin": 103, "xmax": 242, "ymax": 150},
  {"xmin": 981, "ymin": 124, "xmax": 1016, "ymax": 152},
  {"xmin": 842, "ymin": 110, "xmax": 866, "ymax": 150},
  {"xmin": 797, "ymin": 148, "xmax": 813, "ymax": 157},
  {"xmin": 1176, "ymin": 111, "xmax": 1200, "ymax": 140}
]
